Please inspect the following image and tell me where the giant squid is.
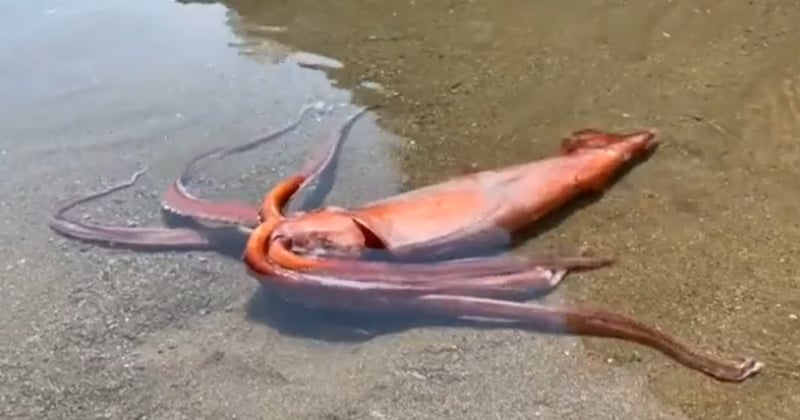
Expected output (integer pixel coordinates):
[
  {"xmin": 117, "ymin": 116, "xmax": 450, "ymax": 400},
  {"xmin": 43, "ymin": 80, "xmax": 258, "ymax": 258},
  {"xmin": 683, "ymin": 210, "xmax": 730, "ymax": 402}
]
[{"xmin": 49, "ymin": 104, "xmax": 764, "ymax": 383}]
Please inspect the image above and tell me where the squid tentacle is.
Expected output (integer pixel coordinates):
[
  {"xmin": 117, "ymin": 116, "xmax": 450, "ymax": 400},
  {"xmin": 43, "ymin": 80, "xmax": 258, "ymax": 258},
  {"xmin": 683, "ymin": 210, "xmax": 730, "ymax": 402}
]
[
  {"xmin": 266, "ymin": 236, "xmax": 610, "ymax": 284},
  {"xmin": 48, "ymin": 102, "xmax": 343, "ymax": 250},
  {"xmin": 246, "ymin": 261, "xmax": 764, "ymax": 383},
  {"xmin": 260, "ymin": 238, "xmax": 596, "ymax": 299},
  {"xmin": 297, "ymin": 106, "xmax": 374, "ymax": 194},
  {"xmin": 161, "ymin": 101, "xmax": 329, "ymax": 226},
  {"xmin": 406, "ymin": 294, "xmax": 764, "ymax": 383},
  {"xmin": 255, "ymin": 261, "xmax": 558, "ymax": 301},
  {"xmin": 47, "ymin": 167, "xmax": 219, "ymax": 249},
  {"xmin": 256, "ymin": 106, "xmax": 374, "ymax": 223}
]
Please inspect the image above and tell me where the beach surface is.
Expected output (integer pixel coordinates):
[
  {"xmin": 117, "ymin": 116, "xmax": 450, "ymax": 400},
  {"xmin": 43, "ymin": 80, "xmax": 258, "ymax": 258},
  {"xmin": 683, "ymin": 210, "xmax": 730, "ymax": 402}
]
[{"xmin": 1, "ymin": 1, "xmax": 798, "ymax": 419}]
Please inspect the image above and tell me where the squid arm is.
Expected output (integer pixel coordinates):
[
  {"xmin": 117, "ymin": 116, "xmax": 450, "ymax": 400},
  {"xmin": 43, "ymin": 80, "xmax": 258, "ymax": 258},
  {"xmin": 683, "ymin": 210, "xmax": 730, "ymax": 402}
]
[
  {"xmin": 48, "ymin": 102, "xmax": 332, "ymax": 250},
  {"xmin": 161, "ymin": 101, "xmax": 328, "ymax": 226},
  {"xmin": 47, "ymin": 167, "xmax": 224, "ymax": 250},
  {"xmin": 252, "ymin": 258, "xmax": 764, "ymax": 383}
]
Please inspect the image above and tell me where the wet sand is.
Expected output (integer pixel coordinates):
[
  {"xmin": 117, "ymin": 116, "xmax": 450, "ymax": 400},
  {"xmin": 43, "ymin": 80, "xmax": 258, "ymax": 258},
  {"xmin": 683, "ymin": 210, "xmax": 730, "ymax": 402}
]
[{"xmin": 2, "ymin": 1, "xmax": 799, "ymax": 419}]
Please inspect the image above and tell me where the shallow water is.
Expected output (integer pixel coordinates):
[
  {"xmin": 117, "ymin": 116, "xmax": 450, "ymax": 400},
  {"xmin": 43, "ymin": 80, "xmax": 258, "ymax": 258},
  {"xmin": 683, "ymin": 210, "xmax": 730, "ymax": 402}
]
[{"xmin": 2, "ymin": 0, "xmax": 799, "ymax": 419}]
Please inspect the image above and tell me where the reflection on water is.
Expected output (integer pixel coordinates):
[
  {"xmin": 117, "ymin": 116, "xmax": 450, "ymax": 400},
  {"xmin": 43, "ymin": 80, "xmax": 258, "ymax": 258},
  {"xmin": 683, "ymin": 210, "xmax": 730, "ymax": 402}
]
[
  {"xmin": 0, "ymin": 0, "xmax": 401, "ymax": 184},
  {"xmin": 1, "ymin": 0, "xmax": 799, "ymax": 419}
]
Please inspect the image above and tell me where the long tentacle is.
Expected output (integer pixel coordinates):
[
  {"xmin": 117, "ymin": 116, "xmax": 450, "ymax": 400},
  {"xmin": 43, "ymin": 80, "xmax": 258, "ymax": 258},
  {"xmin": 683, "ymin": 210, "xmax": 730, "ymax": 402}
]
[
  {"xmin": 405, "ymin": 294, "xmax": 764, "ymax": 383},
  {"xmin": 266, "ymin": 236, "xmax": 611, "ymax": 284},
  {"xmin": 248, "ymin": 261, "xmax": 763, "ymax": 383},
  {"xmin": 249, "ymin": 255, "xmax": 763, "ymax": 383},
  {"xmin": 49, "ymin": 102, "xmax": 336, "ymax": 250},
  {"xmin": 47, "ymin": 167, "xmax": 219, "ymax": 249},
  {"xmin": 260, "ymin": 106, "xmax": 374, "ymax": 222},
  {"xmin": 292, "ymin": 106, "xmax": 374, "ymax": 207},
  {"xmin": 252, "ymin": 261, "xmax": 565, "ymax": 306},
  {"xmin": 161, "ymin": 101, "xmax": 328, "ymax": 226},
  {"xmin": 254, "ymin": 241, "xmax": 601, "ymax": 303}
]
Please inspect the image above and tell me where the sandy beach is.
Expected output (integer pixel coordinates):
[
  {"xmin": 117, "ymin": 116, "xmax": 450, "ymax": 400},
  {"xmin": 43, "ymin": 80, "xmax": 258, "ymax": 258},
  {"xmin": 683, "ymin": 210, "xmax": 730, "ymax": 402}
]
[{"xmin": 1, "ymin": 1, "xmax": 798, "ymax": 419}]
